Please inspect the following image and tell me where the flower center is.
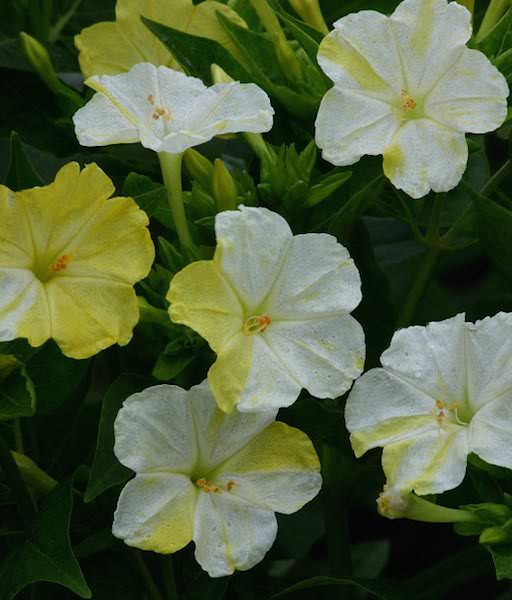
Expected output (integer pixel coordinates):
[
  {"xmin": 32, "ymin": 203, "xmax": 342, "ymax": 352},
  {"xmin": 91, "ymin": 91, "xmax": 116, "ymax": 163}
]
[
  {"xmin": 195, "ymin": 478, "xmax": 236, "ymax": 494},
  {"xmin": 34, "ymin": 253, "xmax": 72, "ymax": 282},
  {"xmin": 147, "ymin": 95, "xmax": 172, "ymax": 122},
  {"xmin": 400, "ymin": 89, "xmax": 417, "ymax": 112},
  {"xmin": 432, "ymin": 399, "xmax": 470, "ymax": 427},
  {"xmin": 243, "ymin": 314, "xmax": 272, "ymax": 335}
]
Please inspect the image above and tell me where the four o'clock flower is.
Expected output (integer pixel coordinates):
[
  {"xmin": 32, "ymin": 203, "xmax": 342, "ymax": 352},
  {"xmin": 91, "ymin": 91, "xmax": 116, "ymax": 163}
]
[
  {"xmin": 112, "ymin": 381, "xmax": 321, "ymax": 577},
  {"xmin": 345, "ymin": 312, "xmax": 512, "ymax": 495},
  {"xmin": 168, "ymin": 206, "xmax": 365, "ymax": 413},
  {"xmin": 0, "ymin": 162, "xmax": 154, "ymax": 359},
  {"xmin": 73, "ymin": 62, "xmax": 274, "ymax": 248},
  {"xmin": 315, "ymin": 0, "xmax": 509, "ymax": 199}
]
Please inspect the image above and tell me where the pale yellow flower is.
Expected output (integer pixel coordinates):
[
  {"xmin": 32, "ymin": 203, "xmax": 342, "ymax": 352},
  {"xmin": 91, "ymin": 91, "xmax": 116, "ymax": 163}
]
[{"xmin": 0, "ymin": 163, "xmax": 155, "ymax": 359}]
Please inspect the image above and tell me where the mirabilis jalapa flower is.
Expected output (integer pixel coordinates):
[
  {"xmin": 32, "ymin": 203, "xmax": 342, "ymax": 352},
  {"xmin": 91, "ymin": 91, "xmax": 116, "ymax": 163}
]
[
  {"xmin": 345, "ymin": 312, "xmax": 512, "ymax": 496},
  {"xmin": 168, "ymin": 206, "xmax": 365, "ymax": 413},
  {"xmin": 315, "ymin": 0, "xmax": 509, "ymax": 199},
  {"xmin": 112, "ymin": 381, "xmax": 321, "ymax": 577},
  {"xmin": 72, "ymin": 62, "xmax": 274, "ymax": 155},
  {"xmin": 0, "ymin": 163, "xmax": 154, "ymax": 359}
]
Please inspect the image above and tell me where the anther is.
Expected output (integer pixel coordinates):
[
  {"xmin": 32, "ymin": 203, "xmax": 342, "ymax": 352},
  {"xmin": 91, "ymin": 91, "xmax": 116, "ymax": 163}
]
[
  {"xmin": 400, "ymin": 89, "xmax": 417, "ymax": 112},
  {"xmin": 244, "ymin": 314, "xmax": 272, "ymax": 335},
  {"xmin": 48, "ymin": 254, "xmax": 71, "ymax": 273}
]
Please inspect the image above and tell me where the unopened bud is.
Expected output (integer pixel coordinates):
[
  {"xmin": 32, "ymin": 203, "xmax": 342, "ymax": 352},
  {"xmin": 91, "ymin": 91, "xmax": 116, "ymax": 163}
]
[
  {"xmin": 289, "ymin": 0, "xmax": 329, "ymax": 34},
  {"xmin": 183, "ymin": 149, "xmax": 214, "ymax": 191},
  {"xmin": 19, "ymin": 32, "xmax": 61, "ymax": 93},
  {"xmin": 211, "ymin": 63, "xmax": 234, "ymax": 85},
  {"xmin": 212, "ymin": 159, "xmax": 238, "ymax": 212},
  {"xmin": 12, "ymin": 451, "xmax": 57, "ymax": 495}
]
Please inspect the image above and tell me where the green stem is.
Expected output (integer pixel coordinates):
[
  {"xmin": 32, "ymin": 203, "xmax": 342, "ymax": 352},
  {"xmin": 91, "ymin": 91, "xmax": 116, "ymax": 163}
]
[
  {"xmin": 0, "ymin": 434, "xmax": 36, "ymax": 526},
  {"xmin": 49, "ymin": 0, "xmax": 83, "ymax": 43},
  {"xmin": 14, "ymin": 418, "xmax": 24, "ymax": 453},
  {"xmin": 158, "ymin": 152, "xmax": 194, "ymax": 249},
  {"xmin": 132, "ymin": 550, "xmax": 163, "ymax": 600},
  {"xmin": 476, "ymin": 0, "xmax": 509, "ymax": 42},
  {"xmin": 161, "ymin": 555, "xmax": 178, "ymax": 600},
  {"xmin": 480, "ymin": 158, "xmax": 512, "ymax": 196}
]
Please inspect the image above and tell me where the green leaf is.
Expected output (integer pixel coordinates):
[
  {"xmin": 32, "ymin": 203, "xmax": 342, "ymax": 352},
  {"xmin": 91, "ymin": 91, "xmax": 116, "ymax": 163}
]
[
  {"xmin": 479, "ymin": 7, "xmax": 512, "ymax": 58},
  {"xmin": 122, "ymin": 172, "xmax": 171, "ymax": 228},
  {"xmin": 3, "ymin": 131, "xmax": 43, "ymax": 190},
  {"xmin": 270, "ymin": 576, "xmax": 410, "ymax": 599},
  {"xmin": 0, "ymin": 367, "xmax": 36, "ymax": 420},
  {"xmin": 142, "ymin": 17, "xmax": 251, "ymax": 84},
  {"xmin": 307, "ymin": 170, "xmax": 352, "ymax": 207},
  {"xmin": 152, "ymin": 351, "xmax": 196, "ymax": 381},
  {"xmin": 85, "ymin": 374, "xmax": 153, "ymax": 502},
  {"xmin": 487, "ymin": 543, "xmax": 512, "ymax": 579},
  {"xmin": 472, "ymin": 191, "xmax": 512, "ymax": 287},
  {"xmin": 0, "ymin": 475, "xmax": 91, "ymax": 599}
]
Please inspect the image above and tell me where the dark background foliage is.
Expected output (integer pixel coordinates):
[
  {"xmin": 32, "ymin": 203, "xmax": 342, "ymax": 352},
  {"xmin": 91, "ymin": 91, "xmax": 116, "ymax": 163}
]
[{"xmin": 1, "ymin": 0, "xmax": 512, "ymax": 598}]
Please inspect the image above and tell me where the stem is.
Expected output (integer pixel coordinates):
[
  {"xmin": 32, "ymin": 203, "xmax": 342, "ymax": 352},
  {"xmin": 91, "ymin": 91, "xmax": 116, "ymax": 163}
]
[
  {"xmin": 158, "ymin": 152, "xmax": 194, "ymax": 249},
  {"xmin": 14, "ymin": 418, "xmax": 24, "ymax": 453},
  {"xmin": 0, "ymin": 434, "xmax": 36, "ymax": 527},
  {"xmin": 132, "ymin": 550, "xmax": 163, "ymax": 600},
  {"xmin": 476, "ymin": 0, "xmax": 509, "ymax": 42},
  {"xmin": 480, "ymin": 158, "xmax": 512, "ymax": 196},
  {"xmin": 49, "ymin": 0, "xmax": 83, "ymax": 43},
  {"xmin": 161, "ymin": 555, "xmax": 178, "ymax": 600}
]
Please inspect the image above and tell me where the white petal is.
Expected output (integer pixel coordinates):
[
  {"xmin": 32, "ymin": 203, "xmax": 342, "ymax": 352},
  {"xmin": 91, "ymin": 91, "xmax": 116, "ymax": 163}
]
[
  {"xmin": 193, "ymin": 491, "xmax": 277, "ymax": 577},
  {"xmin": 426, "ymin": 47, "xmax": 509, "ymax": 134},
  {"xmin": 390, "ymin": 0, "xmax": 472, "ymax": 95},
  {"xmin": 383, "ymin": 118, "xmax": 468, "ymax": 198},
  {"xmin": 213, "ymin": 421, "xmax": 321, "ymax": 514},
  {"xmin": 382, "ymin": 427, "xmax": 469, "ymax": 495},
  {"xmin": 72, "ymin": 93, "xmax": 139, "ymax": 147},
  {"xmin": 317, "ymin": 11, "xmax": 400, "ymax": 96},
  {"xmin": 264, "ymin": 233, "xmax": 362, "ymax": 319},
  {"xmin": 114, "ymin": 385, "xmax": 197, "ymax": 473},
  {"xmin": 464, "ymin": 312, "xmax": 512, "ymax": 413},
  {"xmin": 315, "ymin": 87, "xmax": 399, "ymax": 166},
  {"xmin": 0, "ymin": 269, "xmax": 41, "ymax": 342},
  {"xmin": 470, "ymin": 394, "xmax": 512, "ymax": 470},
  {"xmin": 112, "ymin": 473, "xmax": 196, "ymax": 553},
  {"xmin": 266, "ymin": 315, "xmax": 365, "ymax": 399},
  {"xmin": 215, "ymin": 206, "xmax": 292, "ymax": 310},
  {"xmin": 186, "ymin": 380, "xmax": 277, "ymax": 474}
]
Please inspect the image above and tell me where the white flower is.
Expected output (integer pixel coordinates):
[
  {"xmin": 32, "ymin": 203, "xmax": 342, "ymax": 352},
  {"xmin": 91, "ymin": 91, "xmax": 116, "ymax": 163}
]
[
  {"xmin": 345, "ymin": 312, "xmax": 512, "ymax": 495},
  {"xmin": 112, "ymin": 381, "xmax": 321, "ymax": 577},
  {"xmin": 167, "ymin": 206, "xmax": 365, "ymax": 413},
  {"xmin": 315, "ymin": 0, "xmax": 509, "ymax": 199},
  {"xmin": 73, "ymin": 62, "xmax": 274, "ymax": 154}
]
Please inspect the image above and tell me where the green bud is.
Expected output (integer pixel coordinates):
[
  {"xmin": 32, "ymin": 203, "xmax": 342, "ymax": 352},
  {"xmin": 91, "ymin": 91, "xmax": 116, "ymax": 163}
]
[
  {"xmin": 183, "ymin": 149, "xmax": 214, "ymax": 191},
  {"xmin": 289, "ymin": 0, "xmax": 329, "ymax": 34},
  {"xmin": 19, "ymin": 31, "xmax": 61, "ymax": 93},
  {"xmin": 137, "ymin": 296, "xmax": 174, "ymax": 329},
  {"xmin": 212, "ymin": 159, "xmax": 238, "ymax": 212},
  {"xmin": 12, "ymin": 451, "xmax": 57, "ymax": 495},
  {"xmin": 477, "ymin": 0, "xmax": 510, "ymax": 42},
  {"xmin": 211, "ymin": 63, "xmax": 234, "ymax": 84},
  {"xmin": 0, "ymin": 355, "xmax": 21, "ymax": 382}
]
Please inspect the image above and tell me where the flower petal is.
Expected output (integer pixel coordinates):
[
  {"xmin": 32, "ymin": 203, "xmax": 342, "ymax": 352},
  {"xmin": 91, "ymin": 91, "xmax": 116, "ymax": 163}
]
[
  {"xmin": 208, "ymin": 333, "xmax": 300, "ymax": 413},
  {"xmin": 266, "ymin": 315, "xmax": 365, "ymax": 399},
  {"xmin": 168, "ymin": 260, "xmax": 243, "ymax": 354},
  {"xmin": 382, "ymin": 427, "xmax": 469, "ymax": 495},
  {"xmin": 45, "ymin": 277, "xmax": 140, "ymax": 359},
  {"xmin": 390, "ymin": 0, "xmax": 472, "ymax": 95},
  {"xmin": 315, "ymin": 87, "xmax": 399, "ymax": 166},
  {"xmin": 470, "ymin": 394, "xmax": 512, "ymax": 470},
  {"xmin": 214, "ymin": 206, "xmax": 292, "ymax": 310},
  {"xmin": 193, "ymin": 491, "xmax": 277, "ymax": 577},
  {"xmin": 264, "ymin": 233, "xmax": 362, "ymax": 318},
  {"xmin": 426, "ymin": 48, "xmax": 509, "ymax": 133},
  {"xmin": 213, "ymin": 421, "xmax": 321, "ymax": 514},
  {"xmin": 112, "ymin": 472, "xmax": 196, "ymax": 553},
  {"xmin": 186, "ymin": 381, "xmax": 277, "ymax": 474},
  {"xmin": 114, "ymin": 384, "xmax": 197, "ymax": 473},
  {"xmin": 317, "ymin": 11, "xmax": 399, "ymax": 96},
  {"xmin": 73, "ymin": 92, "xmax": 139, "ymax": 147},
  {"xmin": 0, "ymin": 186, "xmax": 34, "ymax": 268},
  {"xmin": 383, "ymin": 118, "xmax": 468, "ymax": 198}
]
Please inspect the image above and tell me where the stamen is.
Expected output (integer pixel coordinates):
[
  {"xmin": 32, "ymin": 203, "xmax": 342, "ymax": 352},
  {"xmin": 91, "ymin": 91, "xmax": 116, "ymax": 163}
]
[
  {"xmin": 147, "ymin": 94, "xmax": 155, "ymax": 105},
  {"xmin": 48, "ymin": 254, "xmax": 71, "ymax": 273},
  {"xmin": 152, "ymin": 105, "xmax": 172, "ymax": 121},
  {"xmin": 196, "ymin": 478, "xmax": 222, "ymax": 494},
  {"xmin": 244, "ymin": 314, "xmax": 272, "ymax": 335},
  {"xmin": 400, "ymin": 89, "xmax": 417, "ymax": 112}
]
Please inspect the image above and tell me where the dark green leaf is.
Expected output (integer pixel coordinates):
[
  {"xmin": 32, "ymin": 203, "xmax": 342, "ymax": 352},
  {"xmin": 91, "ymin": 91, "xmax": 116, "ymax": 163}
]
[
  {"xmin": 270, "ymin": 576, "xmax": 410, "ymax": 599},
  {"xmin": 3, "ymin": 131, "xmax": 43, "ymax": 190},
  {"xmin": 152, "ymin": 352, "xmax": 196, "ymax": 381},
  {"xmin": 122, "ymin": 172, "xmax": 171, "ymax": 227},
  {"xmin": 0, "ymin": 475, "xmax": 91, "ymax": 599},
  {"xmin": 0, "ymin": 367, "xmax": 36, "ymax": 420},
  {"xmin": 85, "ymin": 374, "xmax": 153, "ymax": 502},
  {"xmin": 487, "ymin": 543, "xmax": 512, "ymax": 580},
  {"xmin": 479, "ymin": 7, "xmax": 512, "ymax": 58}
]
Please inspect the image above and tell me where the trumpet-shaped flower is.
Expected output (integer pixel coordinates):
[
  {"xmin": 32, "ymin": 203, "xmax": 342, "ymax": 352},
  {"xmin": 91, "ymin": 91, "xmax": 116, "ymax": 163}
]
[
  {"xmin": 72, "ymin": 63, "xmax": 274, "ymax": 155},
  {"xmin": 345, "ymin": 312, "xmax": 512, "ymax": 495},
  {"xmin": 75, "ymin": 0, "xmax": 247, "ymax": 78},
  {"xmin": 112, "ymin": 381, "xmax": 321, "ymax": 577},
  {"xmin": 315, "ymin": 0, "xmax": 509, "ymax": 198},
  {"xmin": 0, "ymin": 163, "xmax": 154, "ymax": 359},
  {"xmin": 168, "ymin": 206, "xmax": 365, "ymax": 413}
]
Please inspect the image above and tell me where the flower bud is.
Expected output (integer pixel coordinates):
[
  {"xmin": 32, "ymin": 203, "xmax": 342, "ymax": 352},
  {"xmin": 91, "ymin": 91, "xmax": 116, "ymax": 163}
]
[
  {"xmin": 183, "ymin": 149, "xmax": 214, "ymax": 191},
  {"xmin": 212, "ymin": 159, "xmax": 238, "ymax": 211},
  {"xmin": 289, "ymin": 0, "xmax": 329, "ymax": 34},
  {"xmin": 19, "ymin": 32, "xmax": 61, "ymax": 93},
  {"xmin": 12, "ymin": 451, "xmax": 57, "ymax": 495}
]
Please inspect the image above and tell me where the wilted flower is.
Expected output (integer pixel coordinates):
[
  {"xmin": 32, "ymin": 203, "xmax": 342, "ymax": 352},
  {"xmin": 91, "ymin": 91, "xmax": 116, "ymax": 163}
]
[
  {"xmin": 0, "ymin": 163, "xmax": 154, "ymax": 359},
  {"xmin": 345, "ymin": 312, "xmax": 512, "ymax": 495},
  {"xmin": 112, "ymin": 381, "xmax": 322, "ymax": 577},
  {"xmin": 168, "ymin": 206, "xmax": 365, "ymax": 413},
  {"xmin": 315, "ymin": 0, "xmax": 509, "ymax": 198}
]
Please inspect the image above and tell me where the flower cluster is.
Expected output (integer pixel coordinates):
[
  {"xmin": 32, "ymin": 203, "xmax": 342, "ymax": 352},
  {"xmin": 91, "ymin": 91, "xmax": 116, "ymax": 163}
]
[{"xmin": 3, "ymin": 0, "xmax": 512, "ymax": 588}]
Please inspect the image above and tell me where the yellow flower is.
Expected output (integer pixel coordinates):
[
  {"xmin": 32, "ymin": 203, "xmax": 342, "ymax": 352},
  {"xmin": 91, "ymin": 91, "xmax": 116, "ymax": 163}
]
[
  {"xmin": 0, "ymin": 163, "xmax": 155, "ymax": 359},
  {"xmin": 75, "ymin": 0, "xmax": 247, "ymax": 79}
]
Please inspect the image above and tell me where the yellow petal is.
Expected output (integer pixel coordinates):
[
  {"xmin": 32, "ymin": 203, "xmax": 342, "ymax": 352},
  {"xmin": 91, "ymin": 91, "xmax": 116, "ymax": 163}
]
[{"xmin": 75, "ymin": 0, "xmax": 247, "ymax": 78}]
